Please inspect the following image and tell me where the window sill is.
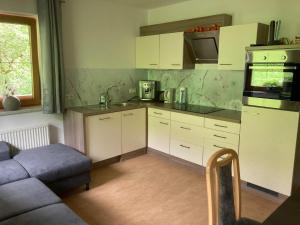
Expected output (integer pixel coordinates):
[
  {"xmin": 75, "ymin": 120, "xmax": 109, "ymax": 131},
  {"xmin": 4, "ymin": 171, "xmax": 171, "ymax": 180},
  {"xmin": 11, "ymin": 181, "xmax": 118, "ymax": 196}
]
[{"xmin": 0, "ymin": 106, "xmax": 42, "ymax": 116}]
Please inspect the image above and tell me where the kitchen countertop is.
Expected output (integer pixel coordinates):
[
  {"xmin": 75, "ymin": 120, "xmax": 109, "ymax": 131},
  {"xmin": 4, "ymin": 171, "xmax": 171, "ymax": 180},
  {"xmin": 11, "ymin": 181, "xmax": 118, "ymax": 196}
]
[{"xmin": 67, "ymin": 102, "xmax": 241, "ymax": 123}]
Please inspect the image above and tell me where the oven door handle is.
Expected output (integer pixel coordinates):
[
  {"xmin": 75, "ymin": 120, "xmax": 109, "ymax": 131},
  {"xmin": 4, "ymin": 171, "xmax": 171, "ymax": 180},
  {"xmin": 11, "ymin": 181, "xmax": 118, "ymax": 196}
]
[{"xmin": 249, "ymin": 66, "xmax": 298, "ymax": 70}]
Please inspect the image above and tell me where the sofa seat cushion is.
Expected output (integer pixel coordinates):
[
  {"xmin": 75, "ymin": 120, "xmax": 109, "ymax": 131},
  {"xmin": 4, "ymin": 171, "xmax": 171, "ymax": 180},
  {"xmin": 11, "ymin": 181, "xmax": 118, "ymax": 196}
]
[
  {"xmin": 0, "ymin": 203, "xmax": 87, "ymax": 225},
  {"xmin": 0, "ymin": 178, "xmax": 61, "ymax": 221},
  {"xmin": 14, "ymin": 144, "xmax": 92, "ymax": 183},
  {"xmin": 0, "ymin": 160, "xmax": 29, "ymax": 185},
  {"xmin": 0, "ymin": 142, "xmax": 10, "ymax": 161}
]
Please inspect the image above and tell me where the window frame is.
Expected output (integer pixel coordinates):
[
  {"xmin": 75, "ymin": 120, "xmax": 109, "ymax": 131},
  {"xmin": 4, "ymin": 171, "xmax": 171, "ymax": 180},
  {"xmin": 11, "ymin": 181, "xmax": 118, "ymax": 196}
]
[{"xmin": 0, "ymin": 13, "xmax": 41, "ymax": 109}]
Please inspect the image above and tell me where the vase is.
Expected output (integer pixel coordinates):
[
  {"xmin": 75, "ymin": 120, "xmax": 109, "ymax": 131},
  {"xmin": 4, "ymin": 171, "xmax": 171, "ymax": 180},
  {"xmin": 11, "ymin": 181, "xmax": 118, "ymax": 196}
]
[{"xmin": 2, "ymin": 96, "xmax": 21, "ymax": 111}]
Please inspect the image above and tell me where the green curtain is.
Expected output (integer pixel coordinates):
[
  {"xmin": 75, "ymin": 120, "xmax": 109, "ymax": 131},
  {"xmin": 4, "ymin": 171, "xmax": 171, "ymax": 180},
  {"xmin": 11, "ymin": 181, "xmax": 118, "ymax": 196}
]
[{"xmin": 37, "ymin": 0, "xmax": 65, "ymax": 114}]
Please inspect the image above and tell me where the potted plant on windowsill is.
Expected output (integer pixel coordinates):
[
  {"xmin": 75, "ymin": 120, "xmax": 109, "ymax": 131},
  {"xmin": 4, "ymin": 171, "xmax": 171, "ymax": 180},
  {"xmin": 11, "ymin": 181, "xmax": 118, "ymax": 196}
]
[{"xmin": 2, "ymin": 80, "xmax": 21, "ymax": 111}]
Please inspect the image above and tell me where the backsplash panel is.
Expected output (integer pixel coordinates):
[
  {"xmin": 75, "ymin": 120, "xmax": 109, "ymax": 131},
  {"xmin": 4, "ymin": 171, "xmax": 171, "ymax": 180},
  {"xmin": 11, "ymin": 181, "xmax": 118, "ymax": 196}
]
[
  {"xmin": 65, "ymin": 68, "xmax": 147, "ymax": 108},
  {"xmin": 148, "ymin": 69, "xmax": 244, "ymax": 111}
]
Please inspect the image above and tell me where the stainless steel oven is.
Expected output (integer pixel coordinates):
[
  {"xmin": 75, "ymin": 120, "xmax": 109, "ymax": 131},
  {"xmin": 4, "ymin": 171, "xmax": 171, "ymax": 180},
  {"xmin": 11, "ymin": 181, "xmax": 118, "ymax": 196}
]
[{"xmin": 243, "ymin": 49, "xmax": 300, "ymax": 108}]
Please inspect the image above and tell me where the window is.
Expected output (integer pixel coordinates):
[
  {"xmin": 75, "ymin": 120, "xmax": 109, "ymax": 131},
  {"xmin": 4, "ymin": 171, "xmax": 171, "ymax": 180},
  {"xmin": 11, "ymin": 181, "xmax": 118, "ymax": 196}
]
[{"xmin": 0, "ymin": 14, "xmax": 41, "ymax": 108}]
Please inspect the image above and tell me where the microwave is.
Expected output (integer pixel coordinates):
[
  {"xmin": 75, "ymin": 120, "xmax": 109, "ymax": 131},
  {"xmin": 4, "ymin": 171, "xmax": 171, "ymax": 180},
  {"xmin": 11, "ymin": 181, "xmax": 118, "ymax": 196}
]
[{"xmin": 244, "ymin": 49, "xmax": 300, "ymax": 104}]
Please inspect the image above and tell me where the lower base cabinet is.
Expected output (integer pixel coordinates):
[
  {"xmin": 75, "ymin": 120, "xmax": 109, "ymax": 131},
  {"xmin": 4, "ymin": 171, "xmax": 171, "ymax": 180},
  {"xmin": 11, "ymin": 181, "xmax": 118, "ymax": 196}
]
[
  {"xmin": 239, "ymin": 106, "xmax": 299, "ymax": 196},
  {"xmin": 170, "ymin": 140, "xmax": 203, "ymax": 165},
  {"xmin": 86, "ymin": 112, "xmax": 122, "ymax": 162},
  {"xmin": 148, "ymin": 116, "xmax": 170, "ymax": 154},
  {"xmin": 122, "ymin": 108, "xmax": 146, "ymax": 154}
]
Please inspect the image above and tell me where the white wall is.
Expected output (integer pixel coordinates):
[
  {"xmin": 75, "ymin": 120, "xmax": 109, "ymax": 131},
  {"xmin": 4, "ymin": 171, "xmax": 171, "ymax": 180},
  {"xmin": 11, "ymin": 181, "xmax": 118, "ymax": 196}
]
[
  {"xmin": 148, "ymin": 0, "xmax": 300, "ymax": 40},
  {"xmin": 0, "ymin": 0, "xmax": 37, "ymax": 14},
  {"xmin": 0, "ymin": 0, "xmax": 64, "ymax": 144},
  {"xmin": 62, "ymin": 0, "xmax": 147, "ymax": 69}
]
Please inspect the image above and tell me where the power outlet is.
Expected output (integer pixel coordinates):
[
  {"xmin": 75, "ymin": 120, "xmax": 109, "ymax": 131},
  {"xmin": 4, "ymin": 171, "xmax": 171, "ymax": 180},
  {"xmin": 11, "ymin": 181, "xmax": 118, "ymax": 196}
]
[{"xmin": 129, "ymin": 88, "xmax": 136, "ymax": 94}]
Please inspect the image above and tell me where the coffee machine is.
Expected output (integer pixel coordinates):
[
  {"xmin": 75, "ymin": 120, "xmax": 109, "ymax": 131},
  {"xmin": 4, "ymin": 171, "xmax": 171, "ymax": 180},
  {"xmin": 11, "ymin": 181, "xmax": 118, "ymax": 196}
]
[{"xmin": 139, "ymin": 80, "xmax": 157, "ymax": 101}]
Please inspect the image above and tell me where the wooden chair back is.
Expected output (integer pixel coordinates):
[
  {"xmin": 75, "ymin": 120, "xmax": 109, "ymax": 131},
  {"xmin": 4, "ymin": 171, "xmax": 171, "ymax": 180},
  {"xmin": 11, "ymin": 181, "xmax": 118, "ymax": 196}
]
[{"xmin": 206, "ymin": 149, "xmax": 241, "ymax": 225}]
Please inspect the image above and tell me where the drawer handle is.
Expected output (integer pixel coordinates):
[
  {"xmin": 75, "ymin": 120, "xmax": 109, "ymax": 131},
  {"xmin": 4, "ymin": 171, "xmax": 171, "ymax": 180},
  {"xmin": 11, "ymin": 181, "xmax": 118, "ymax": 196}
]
[
  {"xmin": 219, "ymin": 63, "xmax": 233, "ymax": 66},
  {"xmin": 154, "ymin": 112, "xmax": 163, "ymax": 115},
  {"xmin": 99, "ymin": 117, "xmax": 111, "ymax": 121},
  {"xmin": 171, "ymin": 63, "xmax": 181, "ymax": 66},
  {"xmin": 180, "ymin": 126, "xmax": 191, "ymax": 131},
  {"xmin": 213, "ymin": 134, "xmax": 227, "ymax": 139},
  {"xmin": 214, "ymin": 145, "xmax": 226, "ymax": 149},
  {"xmin": 149, "ymin": 63, "xmax": 158, "ymax": 66},
  {"xmin": 180, "ymin": 144, "xmax": 190, "ymax": 149},
  {"xmin": 123, "ymin": 113, "xmax": 134, "ymax": 117},
  {"xmin": 214, "ymin": 124, "xmax": 228, "ymax": 128},
  {"xmin": 160, "ymin": 122, "xmax": 169, "ymax": 125}
]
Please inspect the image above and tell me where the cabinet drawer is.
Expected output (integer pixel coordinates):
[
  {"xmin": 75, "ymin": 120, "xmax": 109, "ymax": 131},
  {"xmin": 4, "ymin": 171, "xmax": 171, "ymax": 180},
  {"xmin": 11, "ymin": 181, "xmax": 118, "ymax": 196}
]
[
  {"xmin": 204, "ymin": 128, "xmax": 239, "ymax": 146},
  {"xmin": 170, "ymin": 140, "xmax": 203, "ymax": 166},
  {"xmin": 171, "ymin": 121, "xmax": 204, "ymax": 146},
  {"xmin": 171, "ymin": 112, "xmax": 204, "ymax": 127},
  {"xmin": 148, "ymin": 108, "xmax": 171, "ymax": 120},
  {"xmin": 205, "ymin": 118, "xmax": 240, "ymax": 134},
  {"xmin": 203, "ymin": 140, "xmax": 238, "ymax": 166}
]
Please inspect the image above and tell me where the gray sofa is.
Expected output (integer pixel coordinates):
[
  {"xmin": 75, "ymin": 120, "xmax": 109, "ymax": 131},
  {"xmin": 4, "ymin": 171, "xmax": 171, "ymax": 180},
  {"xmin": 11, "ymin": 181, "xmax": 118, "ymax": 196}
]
[{"xmin": 0, "ymin": 141, "xmax": 92, "ymax": 225}]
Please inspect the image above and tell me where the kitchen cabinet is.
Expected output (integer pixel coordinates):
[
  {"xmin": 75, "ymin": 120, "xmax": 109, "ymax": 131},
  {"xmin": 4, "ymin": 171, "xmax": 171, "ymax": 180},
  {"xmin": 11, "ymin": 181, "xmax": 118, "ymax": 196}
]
[
  {"xmin": 203, "ymin": 119, "xmax": 240, "ymax": 166},
  {"xmin": 170, "ymin": 113, "xmax": 205, "ymax": 165},
  {"xmin": 218, "ymin": 23, "xmax": 268, "ymax": 70},
  {"xmin": 148, "ymin": 109, "xmax": 171, "ymax": 154},
  {"xmin": 160, "ymin": 32, "xmax": 184, "ymax": 69},
  {"xmin": 136, "ymin": 32, "xmax": 194, "ymax": 70},
  {"xmin": 122, "ymin": 108, "xmax": 146, "ymax": 154},
  {"xmin": 239, "ymin": 106, "xmax": 299, "ymax": 195},
  {"xmin": 136, "ymin": 35, "xmax": 159, "ymax": 69},
  {"xmin": 85, "ymin": 112, "xmax": 122, "ymax": 162}
]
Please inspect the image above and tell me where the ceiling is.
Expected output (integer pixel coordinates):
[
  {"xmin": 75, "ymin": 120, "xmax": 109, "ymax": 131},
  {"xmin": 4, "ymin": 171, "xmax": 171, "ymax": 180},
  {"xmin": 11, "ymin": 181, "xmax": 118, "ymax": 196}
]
[{"xmin": 107, "ymin": 0, "xmax": 191, "ymax": 9}]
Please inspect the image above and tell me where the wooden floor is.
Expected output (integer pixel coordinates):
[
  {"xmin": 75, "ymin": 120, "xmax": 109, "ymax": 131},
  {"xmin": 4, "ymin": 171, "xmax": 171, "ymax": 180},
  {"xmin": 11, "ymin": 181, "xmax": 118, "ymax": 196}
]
[{"xmin": 62, "ymin": 153, "xmax": 283, "ymax": 225}]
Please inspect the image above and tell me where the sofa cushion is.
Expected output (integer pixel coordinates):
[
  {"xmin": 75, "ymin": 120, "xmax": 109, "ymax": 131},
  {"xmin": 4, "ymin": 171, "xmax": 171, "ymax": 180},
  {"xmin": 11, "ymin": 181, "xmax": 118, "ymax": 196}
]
[
  {"xmin": 0, "ymin": 178, "xmax": 61, "ymax": 221},
  {"xmin": 0, "ymin": 160, "xmax": 29, "ymax": 185},
  {"xmin": 14, "ymin": 144, "xmax": 92, "ymax": 183},
  {"xmin": 0, "ymin": 203, "xmax": 87, "ymax": 225},
  {"xmin": 0, "ymin": 142, "xmax": 10, "ymax": 161}
]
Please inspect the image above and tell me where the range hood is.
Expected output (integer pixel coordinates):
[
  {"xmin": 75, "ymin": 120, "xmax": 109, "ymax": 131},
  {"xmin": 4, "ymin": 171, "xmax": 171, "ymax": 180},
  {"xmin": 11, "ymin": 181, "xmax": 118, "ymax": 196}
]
[{"xmin": 184, "ymin": 30, "xmax": 220, "ymax": 64}]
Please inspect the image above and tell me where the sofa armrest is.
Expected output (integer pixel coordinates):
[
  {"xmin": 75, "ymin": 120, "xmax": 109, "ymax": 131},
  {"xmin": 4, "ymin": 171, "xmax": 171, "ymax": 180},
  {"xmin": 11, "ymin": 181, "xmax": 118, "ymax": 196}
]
[{"xmin": 0, "ymin": 141, "xmax": 10, "ymax": 161}]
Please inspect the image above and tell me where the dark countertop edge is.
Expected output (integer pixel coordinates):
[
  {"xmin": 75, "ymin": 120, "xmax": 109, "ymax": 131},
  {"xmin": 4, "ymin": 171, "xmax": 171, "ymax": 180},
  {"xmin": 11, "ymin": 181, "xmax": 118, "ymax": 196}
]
[{"xmin": 67, "ymin": 103, "xmax": 242, "ymax": 124}]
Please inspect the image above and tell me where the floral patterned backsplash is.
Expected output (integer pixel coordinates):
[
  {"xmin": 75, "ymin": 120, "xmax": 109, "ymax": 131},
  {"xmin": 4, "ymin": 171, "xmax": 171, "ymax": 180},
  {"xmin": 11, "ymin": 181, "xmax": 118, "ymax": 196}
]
[
  {"xmin": 65, "ymin": 68, "xmax": 147, "ymax": 108},
  {"xmin": 148, "ymin": 69, "xmax": 245, "ymax": 111}
]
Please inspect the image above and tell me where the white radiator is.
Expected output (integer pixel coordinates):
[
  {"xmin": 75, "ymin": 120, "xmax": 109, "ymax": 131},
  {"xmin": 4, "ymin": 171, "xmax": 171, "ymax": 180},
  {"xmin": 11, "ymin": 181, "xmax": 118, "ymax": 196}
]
[{"xmin": 0, "ymin": 125, "xmax": 50, "ymax": 150}]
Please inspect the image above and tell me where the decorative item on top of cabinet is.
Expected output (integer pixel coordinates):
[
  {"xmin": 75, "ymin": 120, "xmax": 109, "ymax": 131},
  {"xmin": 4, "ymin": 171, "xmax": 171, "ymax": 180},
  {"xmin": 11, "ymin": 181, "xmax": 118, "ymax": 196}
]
[{"xmin": 218, "ymin": 23, "xmax": 269, "ymax": 70}]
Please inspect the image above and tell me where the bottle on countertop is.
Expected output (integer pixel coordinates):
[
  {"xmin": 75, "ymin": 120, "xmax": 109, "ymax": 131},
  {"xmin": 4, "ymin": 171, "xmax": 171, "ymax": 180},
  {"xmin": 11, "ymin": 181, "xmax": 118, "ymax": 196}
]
[{"xmin": 179, "ymin": 87, "xmax": 187, "ymax": 104}]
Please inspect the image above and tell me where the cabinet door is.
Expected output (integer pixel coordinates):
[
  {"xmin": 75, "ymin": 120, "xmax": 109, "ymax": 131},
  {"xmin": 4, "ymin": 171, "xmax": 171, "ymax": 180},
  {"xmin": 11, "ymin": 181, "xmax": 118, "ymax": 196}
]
[
  {"xmin": 160, "ymin": 32, "xmax": 184, "ymax": 69},
  {"xmin": 239, "ymin": 106, "xmax": 299, "ymax": 195},
  {"xmin": 218, "ymin": 23, "xmax": 261, "ymax": 70},
  {"xmin": 148, "ymin": 116, "xmax": 170, "ymax": 154},
  {"xmin": 203, "ymin": 140, "xmax": 238, "ymax": 167},
  {"xmin": 136, "ymin": 35, "xmax": 159, "ymax": 69},
  {"xmin": 122, "ymin": 108, "xmax": 146, "ymax": 154},
  {"xmin": 170, "ymin": 140, "xmax": 203, "ymax": 165},
  {"xmin": 85, "ymin": 112, "xmax": 122, "ymax": 162}
]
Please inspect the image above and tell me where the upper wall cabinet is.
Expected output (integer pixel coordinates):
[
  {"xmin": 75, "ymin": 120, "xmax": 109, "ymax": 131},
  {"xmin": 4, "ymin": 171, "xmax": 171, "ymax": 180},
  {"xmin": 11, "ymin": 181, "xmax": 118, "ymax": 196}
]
[
  {"xmin": 136, "ymin": 35, "xmax": 160, "ymax": 69},
  {"xmin": 136, "ymin": 32, "xmax": 194, "ymax": 70},
  {"xmin": 218, "ymin": 23, "xmax": 269, "ymax": 70}
]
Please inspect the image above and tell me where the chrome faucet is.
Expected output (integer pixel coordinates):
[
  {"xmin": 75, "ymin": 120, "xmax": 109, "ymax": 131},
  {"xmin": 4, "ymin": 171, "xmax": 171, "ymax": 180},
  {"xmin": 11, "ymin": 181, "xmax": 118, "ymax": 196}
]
[{"xmin": 104, "ymin": 85, "xmax": 118, "ymax": 108}]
